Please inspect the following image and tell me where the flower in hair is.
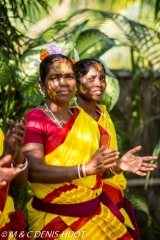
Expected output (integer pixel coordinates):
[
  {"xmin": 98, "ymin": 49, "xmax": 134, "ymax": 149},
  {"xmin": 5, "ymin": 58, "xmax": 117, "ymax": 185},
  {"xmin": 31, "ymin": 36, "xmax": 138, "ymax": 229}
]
[
  {"xmin": 46, "ymin": 44, "xmax": 65, "ymax": 55},
  {"xmin": 71, "ymin": 59, "xmax": 76, "ymax": 64},
  {"xmin": 40, "ymin": 44, "xmax": 65, "ymax": 61},
  {"xmin": 40, "ymin": 50, "xmax": 50, "ymax": 60}
]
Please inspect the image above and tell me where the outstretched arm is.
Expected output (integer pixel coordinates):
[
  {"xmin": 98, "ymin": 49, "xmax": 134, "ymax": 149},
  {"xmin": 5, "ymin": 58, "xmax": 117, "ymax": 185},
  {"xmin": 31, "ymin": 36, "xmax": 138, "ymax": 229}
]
[
  {"xmin": 23, "ymin": 144, "xmax": 119, "ymax": 183},
  {"xmin": 113, "ymin": 146, "xmax": 157, "ymax": 176}
]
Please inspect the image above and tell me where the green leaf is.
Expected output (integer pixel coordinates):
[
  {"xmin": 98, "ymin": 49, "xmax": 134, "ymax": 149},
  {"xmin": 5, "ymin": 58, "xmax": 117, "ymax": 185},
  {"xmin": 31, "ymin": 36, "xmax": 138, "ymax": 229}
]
[
  {"xmin": 20, "ymin": 82, "xmax": 43, "ymax": 106},
  {"xmin": 155, "ymin": 0, "xmax": 160, "ymax": 19},
  {"xmin": 0, "ymin": 51, "xmax": 11, "ymax": 87},
  {"xmin": 66, "ymin": 20, "xmax": 89, "ymax": 44},
  {"xmin": 33, "ymin": 20, "xmax": 70, "ymax": 45},
  {"xmin": 145, "ymin": 140, "xmax": 160, "ymax": 190},
  {"xmin": 100, "ymin": 76, "xmax": 120, "ymax": 112},
  {"xmin": 71, "ymin": 9, "xmax": 160, "ymax": 74},
  {"xmin": 152, "ymin": 139, "xmax": 160, "ymax": 156},
  {"xmin": 76, "ymin": 29, "xmax": 115, "ymax": 58},
  {"xmin": 19, "ymin": 75, "xmax": 39, "ymax": 91},
  {"xmin": 126, "ymin": 193, "xmax": 153, "ymax": 228}
]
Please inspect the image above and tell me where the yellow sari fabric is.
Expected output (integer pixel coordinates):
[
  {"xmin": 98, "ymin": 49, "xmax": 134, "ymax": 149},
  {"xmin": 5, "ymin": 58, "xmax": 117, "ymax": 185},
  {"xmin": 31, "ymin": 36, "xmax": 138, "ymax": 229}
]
[
  {"xmin": 27, "ymin": 108, "xmax": 129, "ymax": 240},
  {"xmin": 0, "ymin": 129, "xmax": 16, "ymax": 240},
  {"xmin": 97, "ymin": 105, "xmax": 134, "ymax": 230},
  {"xmin": 0, "ymin": 128, "xmax": 4, "ymax": 155}
]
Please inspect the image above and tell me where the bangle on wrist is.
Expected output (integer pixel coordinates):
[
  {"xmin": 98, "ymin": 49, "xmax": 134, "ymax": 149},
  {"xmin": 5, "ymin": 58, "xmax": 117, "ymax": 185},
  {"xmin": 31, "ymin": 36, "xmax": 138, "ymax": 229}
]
[
  {"xmin": 77, "ymin": 164, "xmax": 82, "ymax": 178},
  {"xmin": 110, "ymin": 167, "xmax": 117, "ymax": 175},
  {"xmin": 12, "ymin": 156, "xmax": 26, "ymax": 166},
  {"xmin": 78, "ymin": 164, "xmax": 86, "ymax": 178},
  {"xmin": 11, "ymin": 156, "xmax": 28, "ymax": 171},
  {"xmin": 110, "ymin": 166, "xmax": 123, "ymax": 175},
  {"xmin": 82, "ymin": 164, "xmax": 86, "ymax": 178}
]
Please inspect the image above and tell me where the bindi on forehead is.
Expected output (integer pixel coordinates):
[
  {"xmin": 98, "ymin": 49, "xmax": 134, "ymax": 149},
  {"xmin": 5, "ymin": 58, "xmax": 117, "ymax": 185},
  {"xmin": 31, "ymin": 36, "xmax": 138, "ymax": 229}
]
[
  {"xmin": 87, "ymin": 67, "xmax": 101, "ymax": 77},
  {"xmin": 94, "ymin": 63, "xmax": 105, "ymax": 77}
]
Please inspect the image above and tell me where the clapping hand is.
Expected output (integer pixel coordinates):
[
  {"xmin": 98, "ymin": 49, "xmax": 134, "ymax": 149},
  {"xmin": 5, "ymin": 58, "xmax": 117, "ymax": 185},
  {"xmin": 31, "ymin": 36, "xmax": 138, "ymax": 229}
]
[
  {"xmin": 116, "ymin": 146, "xmax": 157, "ymax": 176},
  {"xmin": 0, "ymin": 155, "xmax": 23, "ymax": 187},
  {"xmin": 86, "ymin": 146, "xmax": 119, "ymax": 176},
  {"xmin": 4, "ymin": 118, "xmax": 26, "ymax": 159}
]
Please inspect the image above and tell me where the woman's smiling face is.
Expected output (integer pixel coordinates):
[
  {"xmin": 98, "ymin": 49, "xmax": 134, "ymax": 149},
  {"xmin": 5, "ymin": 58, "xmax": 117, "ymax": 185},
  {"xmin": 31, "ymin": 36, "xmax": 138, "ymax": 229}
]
[{"xmin": 78, "ymin": 63, "xmax": 107, "ymax": 102}]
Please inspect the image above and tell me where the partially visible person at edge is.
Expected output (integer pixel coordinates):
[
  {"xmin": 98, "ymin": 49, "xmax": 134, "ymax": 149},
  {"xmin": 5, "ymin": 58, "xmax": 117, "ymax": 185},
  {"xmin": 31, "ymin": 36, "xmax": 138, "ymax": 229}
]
[
  {"xmin": 0, "ymin": 119, "xmax": 29, "ymax": 240},
  {"xmin": 72, "ymin": 58, "xmax": 157, "ymax": 240},
  {"xmin": 22, "ymin": 45, "xmax": 157, "ymax": 240}
]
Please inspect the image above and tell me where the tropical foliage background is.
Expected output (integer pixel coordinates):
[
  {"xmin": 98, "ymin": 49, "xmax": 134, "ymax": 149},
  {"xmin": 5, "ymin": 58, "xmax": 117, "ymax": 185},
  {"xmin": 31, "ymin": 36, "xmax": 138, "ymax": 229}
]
[{"xmin": 0, "ymin": 0, "xmax": 160, "ymax": 239}]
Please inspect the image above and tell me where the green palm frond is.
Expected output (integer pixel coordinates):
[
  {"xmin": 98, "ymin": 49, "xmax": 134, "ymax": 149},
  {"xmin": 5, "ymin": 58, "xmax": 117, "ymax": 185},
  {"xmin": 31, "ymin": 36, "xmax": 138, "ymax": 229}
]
[
  {"xmin": 62, "ymin": 20, "xmax": 89, "ymax": 44},
  {"xmin": 75, "ymin": 29, "xmax": 115, "ymax": 58},
  {"xmin": 145, "ymin": 140, "xmax": 160, "ymax": 190},
  {"xmin": 126, "ymin": 193, "xmax": 153, "ymax": 228},
  {"xmin": 0, "ymin": 1, "xmax": 49, "ymax": 56},
  {"xmin": 5, "ymin": 0, "xmax": 49, "ymax": 20},
  {"xmin": 0, "ymin": 50, "xmax": 11, "ymax": 88},
  {"xmin": 68, "ymin": 9, "xmax": 160, "ymax": 75}
]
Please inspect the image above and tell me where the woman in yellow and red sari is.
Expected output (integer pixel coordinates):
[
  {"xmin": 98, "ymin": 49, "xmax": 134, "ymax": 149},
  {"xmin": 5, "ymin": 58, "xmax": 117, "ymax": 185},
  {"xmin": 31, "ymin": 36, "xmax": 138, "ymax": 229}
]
[
  {"xmin": 73, "ymin": 58, "xmax": 157, "ymax": 240},
  {"xmin": 0, "ymin": 120, "xmax": 29, "ymax": 240},
  {"xmin": 22, "ymin": 46, "xmax": 157, "ymax": 240}
]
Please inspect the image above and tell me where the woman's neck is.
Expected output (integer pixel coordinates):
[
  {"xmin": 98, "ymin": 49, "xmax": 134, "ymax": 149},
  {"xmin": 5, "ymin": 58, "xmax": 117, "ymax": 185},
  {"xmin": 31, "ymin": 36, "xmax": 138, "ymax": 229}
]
[
  {"xmin": 76, "ymin": 97, "xmax": 97, "ymax": 119},
  {"xmin": 46, "ymin": 100, "xmax": 70, "ymax": 119}
]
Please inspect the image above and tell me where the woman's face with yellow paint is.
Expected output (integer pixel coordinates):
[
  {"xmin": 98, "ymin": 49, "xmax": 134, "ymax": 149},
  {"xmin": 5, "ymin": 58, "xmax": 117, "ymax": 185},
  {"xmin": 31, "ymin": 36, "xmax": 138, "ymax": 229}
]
[
  {"xmin": 41, "ymin": 58, "xmax": 76, "ymax": 103},
  {"xmin": 78, "ymin": 63, "xmax": 107, "ymax": 102}
]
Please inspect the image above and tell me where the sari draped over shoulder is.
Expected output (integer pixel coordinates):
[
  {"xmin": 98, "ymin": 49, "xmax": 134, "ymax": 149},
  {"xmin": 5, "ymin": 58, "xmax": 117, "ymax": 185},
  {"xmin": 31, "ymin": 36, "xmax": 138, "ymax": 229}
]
[
  {"xmin": 25, "ymin": 108, "xmax": 132, "ymax": 240},
  {"xmin": 0, "ymin": 129, "xmax": 28, "ymax": 240},
  {"xmin": 97, "ymin": 105, "xmax": 140, "ymax": 240}
]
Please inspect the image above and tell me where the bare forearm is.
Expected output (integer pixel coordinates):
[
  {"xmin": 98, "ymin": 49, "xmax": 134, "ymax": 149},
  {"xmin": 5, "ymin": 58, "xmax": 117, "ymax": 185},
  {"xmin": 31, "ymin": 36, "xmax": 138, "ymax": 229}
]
[
  {"xmin": 23, "ymin": 144, "xmax": 120, "ymax": 183},
  {"xmin": 13, "ymin": 150, "xmax": 28, "ymax": 187},
  {"xmin": 13, "ymin": 147, "xmax": 24, "ymax": 164},
  {"xmin": 29, "ymin": 163, "xmax": 80, "ymax": 183}
]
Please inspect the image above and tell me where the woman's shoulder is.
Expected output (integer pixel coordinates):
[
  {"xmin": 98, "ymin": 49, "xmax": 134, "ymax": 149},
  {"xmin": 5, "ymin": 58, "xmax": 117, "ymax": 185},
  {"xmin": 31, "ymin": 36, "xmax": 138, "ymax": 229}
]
[
  {"xmin": 26, "ymin": 107, "xmax": 45, "ymax": 118},
  {"xmin": 97, "ymin": 105, "xmax": 109, "ymax": 115},
  {"xmin": 25, "ymin": 108, "xmax": 47, "ymax": 126},
  {"xmin": 97, "ymin": 105, "xmax": 113, "ymax": 123}
]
